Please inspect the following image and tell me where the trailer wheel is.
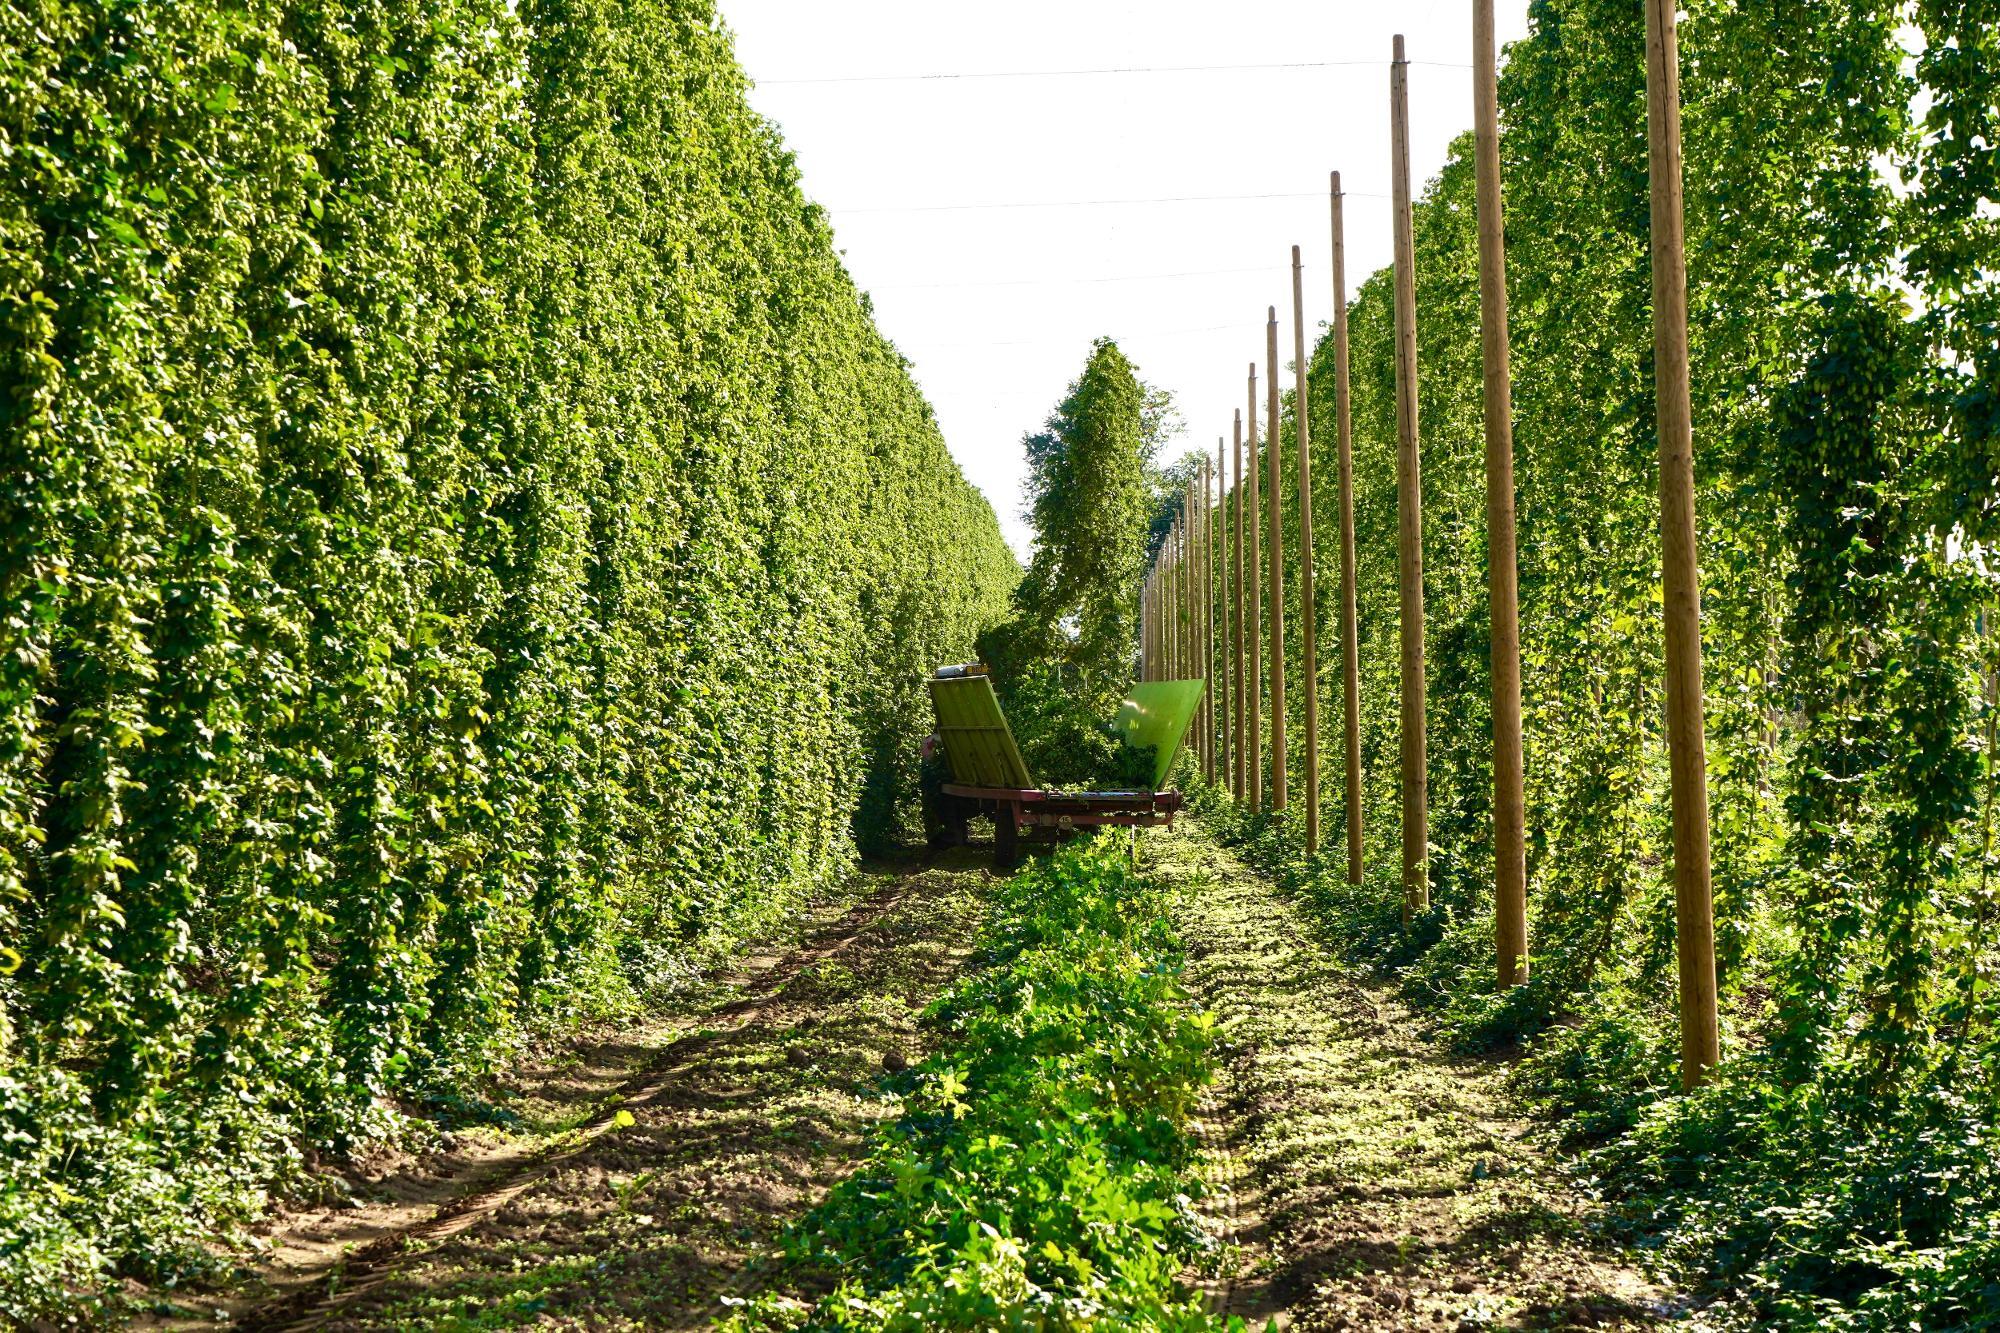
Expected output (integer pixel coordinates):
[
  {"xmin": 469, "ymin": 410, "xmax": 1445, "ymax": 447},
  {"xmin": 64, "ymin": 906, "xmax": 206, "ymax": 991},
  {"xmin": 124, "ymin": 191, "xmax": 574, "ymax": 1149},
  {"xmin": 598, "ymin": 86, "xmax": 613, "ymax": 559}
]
[
  {"xmin": 926, "ymin": 796, "xmax": 971, "ymax": 849},
  {"xmin": 993, "ymin": 809, "xmax": 1022, "ymax": 870},
  {"xmin": 941, "ymin": 799, "xmax": 971, "ymax": 848},
  {"xmin": 919, "ymin": 748, "xmax": 961, "ymax": 848}
]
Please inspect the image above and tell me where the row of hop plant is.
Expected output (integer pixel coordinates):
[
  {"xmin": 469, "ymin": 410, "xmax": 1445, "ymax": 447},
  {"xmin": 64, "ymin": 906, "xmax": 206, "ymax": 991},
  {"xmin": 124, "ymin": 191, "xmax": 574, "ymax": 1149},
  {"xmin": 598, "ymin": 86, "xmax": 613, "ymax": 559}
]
[
  {"xmin": 1172, "ymin": 0, "xmax": 1999, "ymax": 1324},
  {"xmin": 0, "ymin": 0, "xmax": 1014, "ymax": 1316},
  {"xmin": 723, "ymin": 836, "xmax": 1235, "ymax": 1331}
]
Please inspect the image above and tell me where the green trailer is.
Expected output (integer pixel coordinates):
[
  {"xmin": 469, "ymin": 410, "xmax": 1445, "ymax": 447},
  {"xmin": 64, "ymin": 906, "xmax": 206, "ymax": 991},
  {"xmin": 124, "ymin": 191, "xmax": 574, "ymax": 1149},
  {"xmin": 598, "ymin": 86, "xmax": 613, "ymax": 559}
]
[{"xmin": 923, "ymin": 664, "xmax": 1204, "ymax": 866}]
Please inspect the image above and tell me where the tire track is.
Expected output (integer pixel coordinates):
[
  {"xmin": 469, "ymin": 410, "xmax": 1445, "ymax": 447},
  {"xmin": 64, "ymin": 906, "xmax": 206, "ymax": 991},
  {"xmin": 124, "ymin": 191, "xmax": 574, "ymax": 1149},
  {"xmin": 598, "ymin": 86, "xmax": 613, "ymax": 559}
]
[
  {"xmin": 1159, "ymin": 821, "xmax": 1666, "ymax": 1331},
  {"xmin": 241, "ymin": 856, "xmax": 947, "ymax": 1332}
]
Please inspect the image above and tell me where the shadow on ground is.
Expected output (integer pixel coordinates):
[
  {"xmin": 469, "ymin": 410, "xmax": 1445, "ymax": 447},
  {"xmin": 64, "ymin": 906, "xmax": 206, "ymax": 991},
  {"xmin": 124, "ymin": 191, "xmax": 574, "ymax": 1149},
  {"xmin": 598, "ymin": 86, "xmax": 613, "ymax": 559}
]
[
  {"xmin": 1157, "ymin": 825, "xmax": 1669, "ymax": 1333},
  {"xmin": 238, "ymin": 849, "xmax": 993, "ymax": 1333}
]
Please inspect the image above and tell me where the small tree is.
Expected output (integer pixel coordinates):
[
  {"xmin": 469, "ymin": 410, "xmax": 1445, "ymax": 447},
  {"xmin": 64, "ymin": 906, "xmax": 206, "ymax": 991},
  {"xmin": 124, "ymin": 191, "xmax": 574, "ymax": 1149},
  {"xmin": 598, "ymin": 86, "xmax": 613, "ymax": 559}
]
[{"xmin": 980, "ymin": 340, "xmax": 1174, "ymax": 781}]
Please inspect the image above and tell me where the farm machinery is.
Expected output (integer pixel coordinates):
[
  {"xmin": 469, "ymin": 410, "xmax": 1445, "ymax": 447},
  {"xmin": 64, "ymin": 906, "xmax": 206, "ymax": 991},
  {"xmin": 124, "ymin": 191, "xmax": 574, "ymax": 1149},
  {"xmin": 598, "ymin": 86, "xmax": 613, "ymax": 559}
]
[{"xmin": 922, "ymin": 664, "xmax": 1204, "ymax": 866}]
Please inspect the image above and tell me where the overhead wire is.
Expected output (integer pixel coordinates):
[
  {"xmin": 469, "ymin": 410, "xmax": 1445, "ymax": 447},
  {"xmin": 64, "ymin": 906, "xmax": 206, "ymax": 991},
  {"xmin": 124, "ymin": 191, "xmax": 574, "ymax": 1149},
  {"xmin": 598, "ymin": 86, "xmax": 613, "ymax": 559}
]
[
  {"xmin": 926, "ymin": 321, "xmax": 1249, "ymax": 350},
  {"xmin": 830, "ymin": 189, "xmax": 1388, "ymax": 215},
  {"xmin": 875, "ymin": 264, "xmax": 1276, "ymax": 292},
  {"xmin": 762, "ymin": 59, "xmax": 1474, "ymax": 86}
]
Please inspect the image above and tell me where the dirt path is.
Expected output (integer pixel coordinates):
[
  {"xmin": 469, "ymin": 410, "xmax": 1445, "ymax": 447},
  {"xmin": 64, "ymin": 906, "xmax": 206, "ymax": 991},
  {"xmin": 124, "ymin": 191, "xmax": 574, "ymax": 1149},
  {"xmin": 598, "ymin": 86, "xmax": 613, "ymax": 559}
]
[
  {"xmin": 161, "ymin": 848, "xmax": 990, "ymax": 1332},
  {"xmin": 1155, "ymin": 825, "xmax": 1671, "ymax": 1332}
]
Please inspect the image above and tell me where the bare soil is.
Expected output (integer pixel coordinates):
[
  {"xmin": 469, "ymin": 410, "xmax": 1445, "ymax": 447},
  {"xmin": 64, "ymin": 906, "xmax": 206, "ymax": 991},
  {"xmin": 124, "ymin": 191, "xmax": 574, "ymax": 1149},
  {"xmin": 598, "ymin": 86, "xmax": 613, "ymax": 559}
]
[{"xmin": 142, "ymin": 848, "xmax": 992, "ymax": 1332}]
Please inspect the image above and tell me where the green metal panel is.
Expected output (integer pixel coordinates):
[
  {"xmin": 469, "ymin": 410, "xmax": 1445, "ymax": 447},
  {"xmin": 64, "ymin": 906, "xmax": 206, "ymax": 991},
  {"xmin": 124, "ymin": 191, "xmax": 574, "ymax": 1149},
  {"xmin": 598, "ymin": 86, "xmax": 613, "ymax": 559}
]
[
  {"xmin": 928, "ymin": 675, "xmax": 1034, "ymax": 788},
  {"xmin": 1112, "ymin": 679, "xmax": 1206, "ymax": 791}
]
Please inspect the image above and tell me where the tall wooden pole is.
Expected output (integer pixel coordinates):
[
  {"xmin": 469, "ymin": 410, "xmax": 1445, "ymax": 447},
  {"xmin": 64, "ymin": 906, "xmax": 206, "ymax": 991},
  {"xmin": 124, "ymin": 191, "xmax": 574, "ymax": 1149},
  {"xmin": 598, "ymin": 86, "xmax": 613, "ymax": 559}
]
[
  {"xmin": 1168, "ymin": 518, "xmax": 1179, "ymax": 682},
  {"xmin": 1156, "ymin": 550, "xmax": 1165, "ymax": 682},
  {"xmin": 1475, "ymin": 0, "xmax": 1529, "ymax": 988},
  {"xmin": 1192, "ymin": 460, "xmax": 1208, "ymax": 768},
  {"xmin": 1207, "ymin": 462, "xmax": 1217, "ymax": 773},
  {"xmin": 1200, "ymin": 456, "xmax": 1216, "ymax": 768},
  {"xmin": 1391, "ymin": 33, "xmax": 1430, "ymax": 924},
  {"xmin": 1175, "ymin": 518, "xmax": 1182, "ymax": 681},
  {"xmin": 1176, "ymin": 512, "xmax": 1187, "ymax": 681},
  {"xmin": 1167, "ymin": 518, "xmax": 1177, "ymax": 681},
  {"xmin": 1646, "ymin": 0, "xmax": 1720, "ymax": 1089},
  {"xmin": 1190, "ymin": 479, "xmax": 1199, "ymax": 688},
  {"xmin": 1248, "ymin": 366, "xmax": 1263, "ymax": 812},
  {"xmin": 1293, "ymin": 248, "xmax": 1321, "ymax": 855},
  {"xmin": 1331, "ymin": 173, "xmax": 1364, "ymax": 885},
  {"xmin": 1145, "ymin": 570, "xmax": 1154, "ymax": 681},
  {"xmin": 1196, "ymin": 464, "xmax": 1206, "ymax": 769},
  {"xmin": 1218, "ymin": 438, "xmax": 1233, "ymax": 792},
  {"xmin": 1177, "ymin": 516, "xmax": 1186, "ymax": 681},
  {"xmin": 1144, "ymin": 564, "xmax": 1160, "ymax": 680},
  {"xmin": 1205, "ymin": 459, "xmax": 1217, "ymax": 772},
  {"xmin": 1182, "ymin": 502, "xmax": 1192, "ymax": 684},
  {"xmin": 1184, "ymin": 481, "xmax": 1197, "ymax": 682},
  {"xmin": 1224, "ymin": 408, "xmax": 1240, "ymax": 800},
  {"xmin": 1199, "ymin": 458, "xmax": 1212, "ymax": 778},
  {"xmin": 1265, "ymin": 312, "xmax": 1288, "ymax": 811}
]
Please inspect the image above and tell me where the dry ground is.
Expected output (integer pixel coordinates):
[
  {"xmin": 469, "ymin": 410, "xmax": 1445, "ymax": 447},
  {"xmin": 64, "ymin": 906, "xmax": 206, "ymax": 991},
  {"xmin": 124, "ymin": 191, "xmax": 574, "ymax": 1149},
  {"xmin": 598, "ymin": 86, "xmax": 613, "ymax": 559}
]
[{"xmin": 140, "ymin": 848, "xmax": 991, "ymax": 1332}]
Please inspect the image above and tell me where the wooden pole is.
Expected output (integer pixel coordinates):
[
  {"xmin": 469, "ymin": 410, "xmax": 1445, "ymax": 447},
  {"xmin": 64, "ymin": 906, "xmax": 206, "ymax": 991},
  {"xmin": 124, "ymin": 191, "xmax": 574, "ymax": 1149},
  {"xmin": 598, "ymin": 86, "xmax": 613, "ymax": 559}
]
[
  {"xmin": 1181, "ymin": 503, "xmax": 1191, "ymax": 684},
  {"xmin": 1331, "ymin": 173, "xmax": 1364, "ymax": 885},
  {"xmin": 1157, "ymin": 545, "xmax": 1166, "ymax": 682},
  {"xmin": 1391, "ymin": 33, "xmax": 1430, "ymax": 924},
  {"xmin": 1205, "ymin": 459, "xmax": 1217, "ymax": 773},
  {"xmin": 1174, "ymin": 518, "xmax": 1183, "ymax": 681},
  {"xmin": 1198, "ymin": 458, "xmax": 1211, "ymax": 778},
  {"xmin": 1176, "ymin": 513, "xmax": 1186, "ymax": 681},
  {"xmin": 1168, "ymin": 500, "xmax": 1184, "ymax": 684},
  {"xmin": 1646, "ymin": 0, "xmax": 1720, "ymax": 1089},
  {"xmin": 1155, "ymin": 539, "xmax": 1165, "ymax": 683},
  {"xmin": 1207, "ymin": 459, "xmax": 1218, "ymax": 775},
  {"xmin": 1475, "ymin": 0, "xmax": 1529, "ymax": 988},
  {"xmin": 1188, "ymin": 479, "xmax": 1198, "ymax": 688},
  {"xmin": 1265, "ymin": 313, "xmax": 1288, "ymax": 812},
  {"xmin": 1233, "ymin": 411, "xmax": 1248, "ymax": 801},
  {"xmin": 1144, "ymin": 564, "xmax": 1160, "ymax": 680},
  {"xmin": 1293, "ymin": 248, "xmax": 1321, "ymax": 854},
  {"xmin": 1168, "ymin": 506, "xmax": 1184, "ymax": 680},
  {"xmin": 1247, "ymin": 366, "xmax": 1263, "ymax": 812},
  {"xmin": 1218, "ymin": 438, "xmax": 1232, "ymax": 791},
  {"xmin": 1149, "ymin": 566, "xmax": 1158, "ymax": 681},
  {"xmin": 1207, "ymin": 462, "xmax": 1217, "ymax": 775},
  {"xmin": 1167, "ymin": 519, "xmax": 1178, "ymax": 682},
  {"xmin": 1192, "ymin": 462, "xmax": 1208, "ymax": 764}
]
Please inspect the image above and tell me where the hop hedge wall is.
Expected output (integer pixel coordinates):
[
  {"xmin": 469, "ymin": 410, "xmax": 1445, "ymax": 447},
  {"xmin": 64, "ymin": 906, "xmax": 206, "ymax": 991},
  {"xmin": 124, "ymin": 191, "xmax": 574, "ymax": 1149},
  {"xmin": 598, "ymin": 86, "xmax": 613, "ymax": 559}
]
[{"xmin": 0, "ymin": 0, "xmax": 1013, "ymax": 1307}]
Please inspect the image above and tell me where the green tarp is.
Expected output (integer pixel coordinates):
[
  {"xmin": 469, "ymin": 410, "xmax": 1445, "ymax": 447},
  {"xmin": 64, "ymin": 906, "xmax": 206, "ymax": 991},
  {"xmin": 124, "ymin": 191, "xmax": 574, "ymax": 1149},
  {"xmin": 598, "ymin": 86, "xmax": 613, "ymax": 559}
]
[{"xmin": 1111, "ymin": 679, "xmax": 1206, "ymax": 791}]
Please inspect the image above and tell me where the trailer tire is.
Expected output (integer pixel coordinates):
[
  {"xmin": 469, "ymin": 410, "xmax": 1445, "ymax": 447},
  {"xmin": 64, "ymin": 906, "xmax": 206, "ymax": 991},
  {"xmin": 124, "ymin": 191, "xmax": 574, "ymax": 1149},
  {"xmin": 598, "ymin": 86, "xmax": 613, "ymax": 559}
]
[{"xmin": 993, "ymin": 810, "xmax": 1022, "ymax": 870}]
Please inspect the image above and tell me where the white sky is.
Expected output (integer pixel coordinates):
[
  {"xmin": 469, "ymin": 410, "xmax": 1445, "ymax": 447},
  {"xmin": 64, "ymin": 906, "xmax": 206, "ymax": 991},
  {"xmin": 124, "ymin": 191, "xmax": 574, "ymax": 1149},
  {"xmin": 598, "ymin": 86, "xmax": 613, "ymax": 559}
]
[{"xmin": 719, "ymin": 1, "xmax": 1534, "ymax": 555}]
